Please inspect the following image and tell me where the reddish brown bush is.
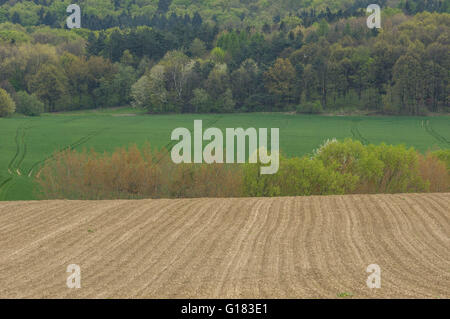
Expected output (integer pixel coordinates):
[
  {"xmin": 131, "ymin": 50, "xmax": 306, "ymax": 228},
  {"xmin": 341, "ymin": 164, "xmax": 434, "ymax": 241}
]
[
  {"xmin": 36, "ymin": 144, "xmax": 243, "ymax": 200},
  {"xmin": 418, "ymin": 153, "xmax": 450, "ymax": 193}
]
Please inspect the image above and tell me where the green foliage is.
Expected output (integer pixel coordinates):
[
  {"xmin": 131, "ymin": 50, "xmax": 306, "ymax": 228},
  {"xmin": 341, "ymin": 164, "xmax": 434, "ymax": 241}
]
[
  {"xmin": 337, "ymin": 292, "xmax": 354, "ymax": 298},
  {"xmin": 131, "ymin": 50, "xmax": 195, "ymax": 113},
  {"xmin": 0, "ymin": 88, "xmax": 16, "ymax": 117},
  {"xmin": 217, "ymin": 89, "xmax": 235, "ymax": 113},
  {"xmin": 191, "ymin": 88, "xmax": 212, "ymax": 113},
  {"xmin": 15, "ymin": 91, "xmax": 44, "ymax": 116},
  {"xmin": 28, "ymin": 64, "xmax": 69, "ymax": 112},
  {"xmin": 0, "ymin": 23, "xmax": 31, "ymax": 43},
  {"xmin": 317, "ymin": 19, "xmax": 330, "ymax": 37},
  {"xmin": 296, "ymin": 101, "xmax": 323, "ymax": 114},
  {"xmin": 0, "ymin": 4, "xmax": 449, "ymax": 115},
  {"xmin": 189, "ymin": 38, "xmax": 206, "ymax": 57},
  {"xmin": 317, "ymin": 139, "xmax": 427, "ymax": 193},
  {"xmin": 0, "ymin": 8, "xmax": 8, "ymax": 24},
  {"xmin": 368, "ymin": 143, "xmax": 426, "ymax": 193},
  {"xmin": 264, "ymin": 58, "xmax": 296, "ymax": 107},
  {"xmin": 210, "ymin": 47, "xmax": 227, "ymax": 64},
  {"xmin": 9, "ymin": 1, "xmax": 41, "ymax": 26},
  {"xmin": 96, "ymin": 64, "xmax": 137, "ymax": 108},
  {"xmin": 243, "ymin": 139, "xmax": 430, "ymax": 197},
  {"xmin": 32, "ymin": 26, "xmax": 86, "ymax": 45},
  {"xmin": 243, "ymin": 155, "xmax": 358, "ymax": 197},
  {"xmin": 131, "ymin": 75, "xmax": 153, "ymax": 110}
]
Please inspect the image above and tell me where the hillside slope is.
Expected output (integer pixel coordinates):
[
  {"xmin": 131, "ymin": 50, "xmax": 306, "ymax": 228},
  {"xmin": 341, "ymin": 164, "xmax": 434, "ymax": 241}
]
[{"xmin": 0, "ymin": 193, "xmax": 448, "ymax": 298}]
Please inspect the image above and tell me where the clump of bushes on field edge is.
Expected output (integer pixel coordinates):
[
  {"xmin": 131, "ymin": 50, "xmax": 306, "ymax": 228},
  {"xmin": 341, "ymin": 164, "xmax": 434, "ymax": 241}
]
[
  {"xmin": 296, "ymin": 100, "xmax": 323, "ymax": 114},
  {"xmin": 430, "ymin": 150, "xmax": 450, "ymax": 171},
  {"xmin": 243, "ymin": 139, "xmax": 444, "ymax": 196},
  {"xmin": 36, "ymin": 144, "xmax": 243, "ymax": 200},
  {"xmin": 15, "ymin": 91, "xmax": 44, "ymax": 116},
  {"xmin": 35, "ymin": 140, "xmax": 449, "ymax": 200},
  {"xmin": 0, "ymin": 88, "xmax": 15, "ymax": 117}
]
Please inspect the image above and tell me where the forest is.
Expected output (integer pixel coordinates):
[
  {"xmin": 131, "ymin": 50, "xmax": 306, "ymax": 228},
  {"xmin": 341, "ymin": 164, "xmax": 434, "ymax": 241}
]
[{"xmin": 0, "ymin": 0, "xmax": 449, "ymax": 116}]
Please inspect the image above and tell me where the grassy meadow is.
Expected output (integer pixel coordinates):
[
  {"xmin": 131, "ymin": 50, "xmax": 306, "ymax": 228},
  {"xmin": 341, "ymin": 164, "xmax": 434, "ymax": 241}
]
[{"xmin": 0, "ymin": 109, "xmax": 449, "ymax": 201}]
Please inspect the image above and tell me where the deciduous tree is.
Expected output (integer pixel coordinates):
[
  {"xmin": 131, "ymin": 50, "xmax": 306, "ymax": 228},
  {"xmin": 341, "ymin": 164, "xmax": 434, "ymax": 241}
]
[{"xmin": 0, "ymin": 88, "xmax": 16, "ymax": 117}]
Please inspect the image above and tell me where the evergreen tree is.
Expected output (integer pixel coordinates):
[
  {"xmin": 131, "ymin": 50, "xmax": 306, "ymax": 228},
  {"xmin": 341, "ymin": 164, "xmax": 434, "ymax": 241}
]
[{"xmin": 157, "ymin": 0, "xmax": 172, "ymax": 13}]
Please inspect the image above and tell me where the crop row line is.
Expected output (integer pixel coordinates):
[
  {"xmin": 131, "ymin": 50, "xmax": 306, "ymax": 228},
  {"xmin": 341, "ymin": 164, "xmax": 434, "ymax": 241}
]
[
  {"xmin": 27, "ymin": 129, "xmax": 106, "ymax": 177},
  {"xmin": 424, "ymin": 121, "xmax": 449, "ymax": 146},
  {"xmin": 350, "ymin": 121, "xmax": 369, "ymax": 145}
]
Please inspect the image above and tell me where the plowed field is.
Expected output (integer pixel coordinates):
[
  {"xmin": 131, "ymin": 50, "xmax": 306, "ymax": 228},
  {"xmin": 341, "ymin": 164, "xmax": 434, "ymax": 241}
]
[{"xmin": 0, "ymin": 193, "xmax": 449, "ymax": 298}]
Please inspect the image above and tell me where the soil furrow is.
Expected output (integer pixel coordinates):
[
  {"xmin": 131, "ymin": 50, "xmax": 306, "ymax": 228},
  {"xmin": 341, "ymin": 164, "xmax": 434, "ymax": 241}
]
[{"xmin": 0, "ymin": 194, "xmax": 448, "ymax": 298}]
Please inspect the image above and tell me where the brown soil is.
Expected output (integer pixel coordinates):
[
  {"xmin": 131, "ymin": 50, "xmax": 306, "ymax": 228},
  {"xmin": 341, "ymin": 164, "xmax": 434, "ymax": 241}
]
[{"xmin": 0, "ymin": 193, "xmax": 448, "ymax": 299}]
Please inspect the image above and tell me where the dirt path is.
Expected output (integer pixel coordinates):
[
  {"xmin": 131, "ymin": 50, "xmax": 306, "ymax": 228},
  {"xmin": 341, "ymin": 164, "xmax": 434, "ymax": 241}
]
[{"xmin": 0, "ymin": 194, "xmax": 448, "ymax": 299}]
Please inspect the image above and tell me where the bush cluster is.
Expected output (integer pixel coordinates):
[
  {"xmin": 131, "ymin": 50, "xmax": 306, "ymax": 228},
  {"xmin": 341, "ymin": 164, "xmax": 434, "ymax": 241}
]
[
  {"xmin": 0, "ymin": 88, "xmax": 15, "ymax": 117},
  {"xmin": 243, "ymin": 139, "xmax": 449, "ymax": 196},
  {"xmin": 36, "ymin": 140, "xmax": 449, "ymax": 200},
  {"xmin": 15, "ymin": 91, "xmax": 44, "ymax": 116},
  {"xmin": 36, "ymin": 144, "xmax": 242, "ymax": 200}
]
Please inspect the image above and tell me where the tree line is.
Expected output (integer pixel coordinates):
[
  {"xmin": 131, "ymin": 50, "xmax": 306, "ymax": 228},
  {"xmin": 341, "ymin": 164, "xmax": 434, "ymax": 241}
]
[
  {"xmin": 2, "ymin": 0, "xmax": 448, "ymax": 29},
  {"xmin": 0, "ymin": 2, "xmax": 449, "ymax": 117}
]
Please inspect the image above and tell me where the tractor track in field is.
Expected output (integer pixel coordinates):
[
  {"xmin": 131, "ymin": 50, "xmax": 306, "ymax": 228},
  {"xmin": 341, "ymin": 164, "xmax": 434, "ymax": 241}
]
[
  {"xmin": 1, "ymin": 122, "xmax": 33, "ymax": 199},
  {"xmin": 0, "ymin": 193, "xmax": 448, "ymax": 298},
  {"xmin": 7, "ymin": 126, "xmax": 21, "ymax": 174},
  {"xmin": 423, "ymin": 120, "xmax": 450, "ymax": 146},
  {"xmin": 7, "ymin": 124, "xmax": 30, "ymax": 176},
  {"xmin": 27, "ymin": 129, "xmax": 107, "ymax": 177},
  {"xmin": 351, "ymin": 120, "xmax": 369, "ymax": 145}
]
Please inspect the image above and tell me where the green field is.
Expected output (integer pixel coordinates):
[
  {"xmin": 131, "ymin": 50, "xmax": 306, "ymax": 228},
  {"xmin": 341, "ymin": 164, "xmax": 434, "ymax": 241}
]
[{"xmin": 0, "ymin": 109, "xmax": 449, "ymax": 201}]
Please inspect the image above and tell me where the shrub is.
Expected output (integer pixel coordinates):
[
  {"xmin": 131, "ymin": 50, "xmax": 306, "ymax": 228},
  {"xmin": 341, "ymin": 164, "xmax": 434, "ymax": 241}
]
[
  {"xmin": 431, "ymin": 149, "xmax": 450, "ymax": 171},
  {"xmin": 15, "ymin": 91, "xmax": 45, "ymax": 116},
  {"xmin": 296, "ymin": 100, "xmax": 323, "ymax": 114},
  {"xmin": 418, "ymin": 153, "xmax": 449, "ymax": 193},
  {"xmin": 36, "ymin": 140, "xmax": 448, "ymax": 200},
  {"xmin": 314, "ymin": 139, "xmax": 429, "ymax": 193},
  {"xmin": 243, "ymin": 155, "xmax": 359, "ymax": 197},
  {"xmin": 36, "ymin": 144, "xmax": 243, "ymax": 200},
  {"xmin": 369, "ymin": 143, "xmax": 428, "ymax": 193},
  {"xmin": 0, "ymin": 88, "xmax": 16, "ymax": 117},
  {"xmin": 167, "ymin": 163, "xmax": 243, "ymax": 198},
  {"xmin": 314, "ymin": 139, "xmax": 385, "ymax": 193},
  {"xmin": 244, "ymin": 139, "xmax": 433, "ymax": 197}
]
